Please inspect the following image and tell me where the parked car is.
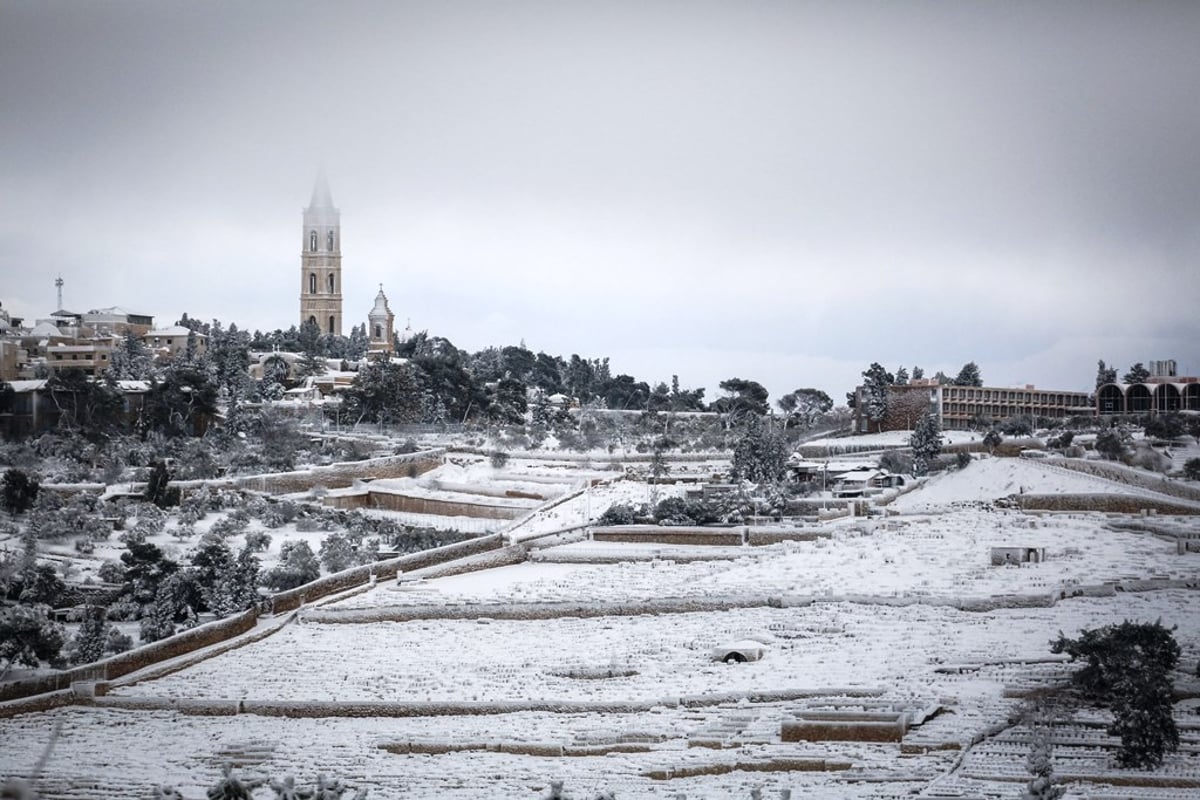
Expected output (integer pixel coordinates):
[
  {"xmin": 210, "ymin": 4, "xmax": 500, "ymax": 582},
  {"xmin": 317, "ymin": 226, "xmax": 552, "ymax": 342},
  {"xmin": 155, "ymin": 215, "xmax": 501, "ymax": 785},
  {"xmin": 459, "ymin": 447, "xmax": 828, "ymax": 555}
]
[{"xmin": 710, "ymin": 640, "xmax": 767, "ymax": 663}]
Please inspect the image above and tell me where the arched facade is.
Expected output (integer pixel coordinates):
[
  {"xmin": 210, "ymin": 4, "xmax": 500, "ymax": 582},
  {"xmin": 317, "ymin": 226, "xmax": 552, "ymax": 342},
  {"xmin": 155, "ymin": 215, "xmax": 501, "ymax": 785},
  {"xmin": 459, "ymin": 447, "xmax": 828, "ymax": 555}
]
[
  {"xmin": 1185, "ymin": 384, "xmax": 1200, "ymax": 411},
  {"xmin": 1097, "ymin": 381, "xmax": 1200, "ymax": 416},
  {"xmin": 299, "ymin": 172, "xmax": 342, "ymax": 335}
]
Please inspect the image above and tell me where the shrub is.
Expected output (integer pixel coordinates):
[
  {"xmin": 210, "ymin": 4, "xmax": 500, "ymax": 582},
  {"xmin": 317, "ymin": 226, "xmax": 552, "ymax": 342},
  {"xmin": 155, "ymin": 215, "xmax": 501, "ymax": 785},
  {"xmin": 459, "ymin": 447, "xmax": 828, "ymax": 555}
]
[
  {"xmin": 598, "ymin": 503, "xmax": 640, "ymax": 526},
  {"xmin": 1, "ymin": 468, "xmax": 40, "ymax": 514},
  {"xmin": 1184, "ymin": 458, "xmax": 1200, "ymax": 481},
  {"xmin": 261, "ymin": 541, "xmax": 320, "ymax": 591}
]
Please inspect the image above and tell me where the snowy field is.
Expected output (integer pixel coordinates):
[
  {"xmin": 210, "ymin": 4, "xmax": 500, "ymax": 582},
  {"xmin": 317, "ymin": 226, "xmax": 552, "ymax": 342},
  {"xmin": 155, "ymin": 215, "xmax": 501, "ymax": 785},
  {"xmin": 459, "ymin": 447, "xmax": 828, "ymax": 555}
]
[{"xmin": 3, "ymin": 456, "xmax": 1200, "ymax": 799}]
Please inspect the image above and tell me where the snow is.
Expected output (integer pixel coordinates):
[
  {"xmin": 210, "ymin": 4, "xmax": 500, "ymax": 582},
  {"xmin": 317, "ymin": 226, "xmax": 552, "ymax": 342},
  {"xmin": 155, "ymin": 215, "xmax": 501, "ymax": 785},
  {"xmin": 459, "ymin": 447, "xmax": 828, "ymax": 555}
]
[{"xmin": 4, "ymin": 452, "xmax": 1200, "ymax": 799}]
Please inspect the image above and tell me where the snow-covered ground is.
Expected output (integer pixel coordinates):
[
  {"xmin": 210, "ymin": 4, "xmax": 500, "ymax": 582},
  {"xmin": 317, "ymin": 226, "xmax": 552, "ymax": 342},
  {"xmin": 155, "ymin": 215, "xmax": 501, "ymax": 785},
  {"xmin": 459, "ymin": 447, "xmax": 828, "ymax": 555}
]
[{"xmin": 4, "ymin": 454, "xmax": 1200, "ymax": 799}]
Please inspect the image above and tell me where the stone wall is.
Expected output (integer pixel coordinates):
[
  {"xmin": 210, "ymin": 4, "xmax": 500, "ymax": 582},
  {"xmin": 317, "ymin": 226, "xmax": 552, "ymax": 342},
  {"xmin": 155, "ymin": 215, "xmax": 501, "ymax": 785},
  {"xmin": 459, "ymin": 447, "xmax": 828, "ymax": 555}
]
[
  {"xmin": 782, "ymin": 712, "xmax": 908, "ymax": 743},
  {"xmin": 1016, "ymin": 493, "xmax": 1200, "ymax": 515},
  {"xmin": 359, "ymin": 490, "xmax": 528, "ymax": 519},
  {"xmin": 590, "ymin": 525, "xmax": 745, "ymax": 546},
  {"xmin": 232, "ymin": 449, "xmax": 444, "ymax": 494}
]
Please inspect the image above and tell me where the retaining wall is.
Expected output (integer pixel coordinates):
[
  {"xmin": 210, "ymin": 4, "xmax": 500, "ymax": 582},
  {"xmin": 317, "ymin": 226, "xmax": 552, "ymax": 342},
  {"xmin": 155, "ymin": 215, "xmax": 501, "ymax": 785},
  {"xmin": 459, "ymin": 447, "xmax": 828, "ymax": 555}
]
[
  {"xmin": 1016, "ymin": 493, "xmax": 1200, "ymax": 515},
  {"xmin": 232, "ymin": 449, "xmax": 444, "ymax": 494},
  {"xmin": 590, "ymin": 525, "xmax": 745, "ymax": 546},
  {"xmin": 0, "ymin": 609, "xmax": 257, "ymax": 705}
]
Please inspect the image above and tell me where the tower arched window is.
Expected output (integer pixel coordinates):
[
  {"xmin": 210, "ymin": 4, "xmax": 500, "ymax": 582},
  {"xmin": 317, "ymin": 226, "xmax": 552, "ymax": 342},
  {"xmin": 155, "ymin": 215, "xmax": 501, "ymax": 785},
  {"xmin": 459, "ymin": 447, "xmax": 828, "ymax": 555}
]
[
  {"xmin": 327, "ymin": 274, "xmax": 335, "ymax": 293},
  {"xmin": 308, "ymin": 315, "xmax": 317, "ymax": 327},
  {"xmin": 309, "ymin": 273, "xmax": 317, "ymax": 293},
  {"xmin": 328, "ymin": 316, "xmax": 336, "ymax": 334},
  {"xmin": 327, "ymin": 230, "xmax": 335, "ymax": 251},
  {"xmin": 374, "ymin": 324, "xmax": 382, "ymax": 339},
  {"xmin": 309, "ymin": 231, "xmax": 318, "ymax": 252}
]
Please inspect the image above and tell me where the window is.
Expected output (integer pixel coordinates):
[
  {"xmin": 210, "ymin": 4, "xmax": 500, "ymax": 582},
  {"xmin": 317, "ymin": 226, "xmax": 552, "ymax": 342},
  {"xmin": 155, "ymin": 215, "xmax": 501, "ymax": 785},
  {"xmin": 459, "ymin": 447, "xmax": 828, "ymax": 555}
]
[
  {"xmin": 308, "ymin": 315, "xmax": 317, "ymax": 327},
  {"xmin": 327, "ymin": 230, "xmax": 335, "ymax": 251},
  {"xmin": 309, "ymin": 273, "xmax": 317, "ymax": 293},
  {"xmin": 310, "ymin": 231, "xmax": 318, "ymax": 252},
  {"xmin": 327, "ymin": 273, "xmax": 335, "ymax": 293},
  {"xmin": 328, "ymin": 316, "xmax": 335, "ymax": 334},
  {"xmin": 374, "ymin": 324, "xmax": 381, "ymax": 339}
]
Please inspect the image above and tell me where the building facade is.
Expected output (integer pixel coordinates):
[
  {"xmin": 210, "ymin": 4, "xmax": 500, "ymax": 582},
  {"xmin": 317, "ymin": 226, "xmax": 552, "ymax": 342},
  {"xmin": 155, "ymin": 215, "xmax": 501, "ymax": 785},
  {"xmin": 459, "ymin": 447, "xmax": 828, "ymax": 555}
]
[
  {"xmin": 1096, "ymin": 360, "xmax": 1200, "ymax": 415},
  {"xmin": 299, "ymin": 172, "xmax": 343, "ymax": 336},
  {"xmin": 855, "ymin": 379, "xmax": 1093, "ymax": 432}
]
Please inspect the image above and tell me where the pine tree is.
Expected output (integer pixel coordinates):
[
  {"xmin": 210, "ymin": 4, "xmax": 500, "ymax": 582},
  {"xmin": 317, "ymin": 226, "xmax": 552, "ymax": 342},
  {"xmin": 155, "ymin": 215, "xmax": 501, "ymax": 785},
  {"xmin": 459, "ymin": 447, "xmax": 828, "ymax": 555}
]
[
  {"xmin": 953, "ymin": 361, "xmax": 983, "ymax": 387},
  {"xmin": 1051, "ymin": 620, "xmax": 1181, "ymax": 768},
  {"xmin": 909, "ymin": 411, "xmax": 943, "ymax": 476},
  {"xmin": 1123, "ymin": 362, "xmax": 1151, "ymax": 384},
  {"xmin": 1096, "ymin": 359, "xmax": 1118, "ymax": 388},
  {"xmin": 861, "ymin": 363, "xmax": 893, "ymax": 432},
  {"xmin": 69, "ymin": 605, "xmax": 111, "ymax": 665}
]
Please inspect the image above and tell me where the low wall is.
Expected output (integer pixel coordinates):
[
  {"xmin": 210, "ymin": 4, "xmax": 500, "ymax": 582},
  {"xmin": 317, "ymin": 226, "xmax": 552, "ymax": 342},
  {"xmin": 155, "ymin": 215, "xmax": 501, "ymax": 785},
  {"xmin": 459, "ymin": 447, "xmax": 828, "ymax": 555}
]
[
  {"xmin": 361, "ymin": 491, "xmax": 529, "ymax": 520},
  {"xmin": 2, "ymin": 533, "xmax": 506, "ymax": 705},
  {"xmin": 233, "ymin": 449, "xmax": 444, "ymax": 494},
  {"xmin": 0, "ymin": 609, "xmax": 257, "ymax": 704},
  {"xmin": 591, "ymin": 525, "xmax": 745, "ymax": 546},
  {"xmin": 269, "ymin": 533, "xmax": 506, "ymax": 614},
  {"xmin": 746, "ymin": 528, "xmax": 832, "ymax": 546},
  {"xmin": 1016, "ymin": 493, "xmax": 1200, "ymax": 515},
  {"xmin": 782, "ymin": 712, "xmax": 908, "ymax": 743}
]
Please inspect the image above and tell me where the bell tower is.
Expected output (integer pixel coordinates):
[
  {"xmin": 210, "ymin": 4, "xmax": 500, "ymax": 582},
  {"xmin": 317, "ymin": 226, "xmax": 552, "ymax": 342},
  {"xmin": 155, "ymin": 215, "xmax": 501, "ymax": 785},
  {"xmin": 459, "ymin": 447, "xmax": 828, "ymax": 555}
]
[{"xmin": 299, "ymin": 171, "xmax": 342, "ymax": 336}]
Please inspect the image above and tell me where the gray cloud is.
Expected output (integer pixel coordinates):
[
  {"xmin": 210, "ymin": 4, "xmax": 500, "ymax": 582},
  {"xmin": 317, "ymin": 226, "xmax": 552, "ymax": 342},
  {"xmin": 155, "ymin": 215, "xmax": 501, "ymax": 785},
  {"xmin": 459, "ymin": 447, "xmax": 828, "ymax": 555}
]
[{"xmin": 2, "ymin": 1, "xmax": 1198, "ymax": 400}]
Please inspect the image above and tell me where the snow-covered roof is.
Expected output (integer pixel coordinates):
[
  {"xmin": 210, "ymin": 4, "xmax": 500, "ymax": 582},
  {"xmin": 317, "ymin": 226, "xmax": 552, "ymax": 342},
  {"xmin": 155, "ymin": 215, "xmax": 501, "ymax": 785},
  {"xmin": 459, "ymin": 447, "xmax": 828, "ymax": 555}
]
[
  {"xmin": 29, "ymin": 322, "xmax": 64, "ymax": 337},
  {"xmin": 837, "ymin": 469, "xmax": 884, "ymax": 483},
  {"xmin": 144, "ymin": 326, "xmax": 203, "ymax": 338},
  {"xmin": 7, "ymin": 379, "xmax": 48, "ymax": 392}
]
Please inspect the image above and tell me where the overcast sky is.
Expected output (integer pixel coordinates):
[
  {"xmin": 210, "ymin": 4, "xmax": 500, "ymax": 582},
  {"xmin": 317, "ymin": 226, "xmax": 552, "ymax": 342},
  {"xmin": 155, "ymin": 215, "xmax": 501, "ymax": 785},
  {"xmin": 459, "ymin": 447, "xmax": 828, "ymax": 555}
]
[{"xmin": 2, "ymin": 1, "xmax": 1198, "ymax": 403}]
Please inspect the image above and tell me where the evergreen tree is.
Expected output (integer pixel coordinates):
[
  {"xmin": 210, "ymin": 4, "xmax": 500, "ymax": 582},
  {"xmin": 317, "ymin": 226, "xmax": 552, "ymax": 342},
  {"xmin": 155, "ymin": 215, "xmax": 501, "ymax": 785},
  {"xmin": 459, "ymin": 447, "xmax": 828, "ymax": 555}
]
[
  {"xmin": 1123, "ymin": 362, "xmax": 1151, "ymax": 384},
  {"xmin": 894, "ymin": 366, "xmax": 909, "ymax": 385},
  {"xmin": 262, "ymin": 541, "xmax": 320, "ymax": 591},
  {"xmin": 730, "ymin": 415, "xmax": 790, "ymax": 485},
  {"xmin": 343, "ymin": 361, "xmax": 421, "ymax": 425},
  {"xmin": 909, "ymin": 411, "xmax": 943, "ymax": 476},
  {"xmin": 1051, "ymin": 620, "xmax": 1180, "ymax": 768},
  {"xmin": 777, "ymin": 388, "xmax": 833, "ymax": 429},
  {"xmin": 1, "ymin": 469, "xmax": 39, "ymax": 515},
  {"xmin": 107, "ymin": 330, "xmax": 154, "ymax": 380},
  {"xmin": 713, "ymin": 378, "xmax": 770, "ymax": 420},
  {"xmin": 911, "ymin": 366, "xmax": 924, "ymax": 380},
  {"xmin": 861, "ymin": 363, "xmax": 893, "ymax": 433},
  {"xmin": 1096, "ymin": 359, "xmax": 1118, "ymax": 388},
  {"xmin": 0, "ymin": 604, "xmax": 65, "ymax": 676},
  {"xmin": 68, "ymin": 605, "xmax": 111, "ymax": 665},
  {"xmin": 953, "ymin": 361, "xmax": 983, "ymax": 387}
]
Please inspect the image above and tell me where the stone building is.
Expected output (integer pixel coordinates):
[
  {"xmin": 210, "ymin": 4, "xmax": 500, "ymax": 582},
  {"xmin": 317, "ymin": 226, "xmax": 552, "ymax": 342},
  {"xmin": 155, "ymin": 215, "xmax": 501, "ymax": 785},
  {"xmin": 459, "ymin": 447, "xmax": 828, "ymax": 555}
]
[
  {"xmin": 367, "ymin": 285, "xmax": 396, "ymax": 356},
  {"xmin": 299, "ymin": 171, "xmax": 343, "ymax": 336}
]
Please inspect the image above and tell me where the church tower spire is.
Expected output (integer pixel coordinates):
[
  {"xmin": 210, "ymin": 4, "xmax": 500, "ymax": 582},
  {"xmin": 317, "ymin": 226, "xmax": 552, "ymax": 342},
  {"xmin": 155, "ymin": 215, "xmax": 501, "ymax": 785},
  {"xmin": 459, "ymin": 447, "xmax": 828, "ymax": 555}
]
[
  {"xmin": 299, "ymin": 171, "xmax": 343, "ymax": 336},
  {"xmin": 367, "ymin": 283, "xmax": 396, "ymax": 356}
]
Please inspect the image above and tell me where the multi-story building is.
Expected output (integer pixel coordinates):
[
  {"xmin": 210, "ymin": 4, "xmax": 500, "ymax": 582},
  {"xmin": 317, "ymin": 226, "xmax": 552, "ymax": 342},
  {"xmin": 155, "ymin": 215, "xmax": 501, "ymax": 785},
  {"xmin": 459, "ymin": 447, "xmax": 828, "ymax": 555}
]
[{"xmin": 855, "ymin": 379, "xmax": 1093, "ymax": 432}]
